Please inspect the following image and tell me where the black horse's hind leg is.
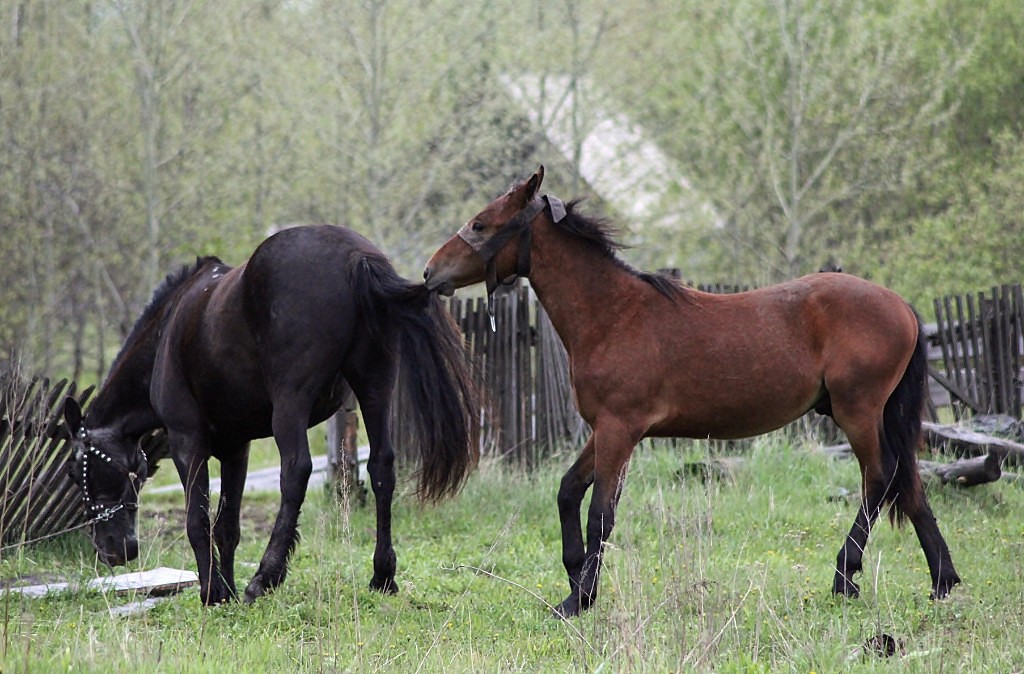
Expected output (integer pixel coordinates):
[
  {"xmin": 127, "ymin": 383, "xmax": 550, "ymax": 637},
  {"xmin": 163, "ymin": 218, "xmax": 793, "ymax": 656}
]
[
  {"xmin": 348, "ymin": 365, "xmax": 398, "ymax": 594},
  {"xmin": 244, "ymin": 399, "xmax": 314, "ymax": 603},
  {"xmin": 212, "ymin": 443, "xmax": 250, "ymax": 600}
]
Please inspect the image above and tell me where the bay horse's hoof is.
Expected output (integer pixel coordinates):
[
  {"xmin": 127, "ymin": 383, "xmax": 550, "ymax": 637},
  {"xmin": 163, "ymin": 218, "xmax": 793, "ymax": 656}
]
[
  {"xmin": 930, "ymin": 573, "xmax": 961, "ymax": 600},
  {"xmin": 369, "ymin": 576, "xmax": 399, "ymax": 595},
  {"xmin": 832, "ymin": 575, "xmax": 860, "ymax": 598}
]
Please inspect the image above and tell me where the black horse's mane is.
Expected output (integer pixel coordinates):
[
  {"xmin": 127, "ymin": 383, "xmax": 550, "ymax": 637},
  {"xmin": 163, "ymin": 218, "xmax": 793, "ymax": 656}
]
[
  {"xmin": 107, "ymin": 256, "xmax": 223, "ymax": 376},
  {"xmin": 548, "ymin": 197, "xmax": 689, "ymax": 303}
]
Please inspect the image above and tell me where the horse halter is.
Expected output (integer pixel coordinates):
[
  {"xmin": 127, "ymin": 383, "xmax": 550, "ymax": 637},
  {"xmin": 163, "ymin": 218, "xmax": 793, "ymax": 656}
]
[
  {"xmin": 456, "ymin": 194, "xmax": 567, "ymax": 298},
  {"xmin": 74, "ymin": 427, "xmax": 147, "ymax": 524}
]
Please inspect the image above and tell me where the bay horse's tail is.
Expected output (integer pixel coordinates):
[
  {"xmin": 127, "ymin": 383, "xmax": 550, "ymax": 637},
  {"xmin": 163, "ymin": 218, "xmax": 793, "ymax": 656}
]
[
  {"xmin": 881, "ymin": 316, "xmax": 928, "ymax": 525},
  {"xmin": 351, "ymin": 254, "xmax": 480, "ymax": 502}
]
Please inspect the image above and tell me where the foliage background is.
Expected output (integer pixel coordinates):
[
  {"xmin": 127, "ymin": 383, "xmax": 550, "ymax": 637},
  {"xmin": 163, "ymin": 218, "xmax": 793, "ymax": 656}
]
[{"xmin": 1, "ymin": 0, "xmax": 1022, "ymax": 380}]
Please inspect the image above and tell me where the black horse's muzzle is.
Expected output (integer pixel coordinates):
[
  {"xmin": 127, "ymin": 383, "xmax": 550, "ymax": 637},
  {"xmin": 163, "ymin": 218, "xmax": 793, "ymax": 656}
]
[{"xmin": 94, "ymin": 534, "xmax": 139, "ymax": 567}]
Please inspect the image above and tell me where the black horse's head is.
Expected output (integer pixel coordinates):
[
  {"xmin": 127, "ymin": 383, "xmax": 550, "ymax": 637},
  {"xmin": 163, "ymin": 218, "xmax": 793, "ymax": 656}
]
[{"xmin": 64, "ymin": 398, "xmax": 148, "ymax": 566}]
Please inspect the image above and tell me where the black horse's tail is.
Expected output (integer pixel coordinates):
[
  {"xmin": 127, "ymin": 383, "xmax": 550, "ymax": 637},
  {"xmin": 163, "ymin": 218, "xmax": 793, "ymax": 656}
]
[
  {"xmin": 880, "ymin": 316, "xmax": 928, "ymax": 526},
  {"xmin": 351, "ymin": 253, "xmax": 480, "ymax": 502}
]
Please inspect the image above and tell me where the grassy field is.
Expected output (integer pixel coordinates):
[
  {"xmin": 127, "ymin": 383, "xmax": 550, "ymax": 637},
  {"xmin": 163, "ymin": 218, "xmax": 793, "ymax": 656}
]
[{"xmin": 1, "ymin": 434, "xmax": 1022, "ymax": 673}]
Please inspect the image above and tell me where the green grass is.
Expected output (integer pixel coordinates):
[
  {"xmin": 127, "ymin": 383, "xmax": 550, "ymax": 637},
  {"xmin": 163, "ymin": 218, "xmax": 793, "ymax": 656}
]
[{"xmin": 1, "ymin": 434, "xmax": 1022, "ymax": 673}]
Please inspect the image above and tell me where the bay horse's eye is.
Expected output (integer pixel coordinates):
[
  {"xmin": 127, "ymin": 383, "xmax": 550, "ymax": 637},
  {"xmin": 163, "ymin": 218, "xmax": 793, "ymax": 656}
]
[{"xmin": 471, "ymin": 222, "xmax": 484, "ymax": 233}]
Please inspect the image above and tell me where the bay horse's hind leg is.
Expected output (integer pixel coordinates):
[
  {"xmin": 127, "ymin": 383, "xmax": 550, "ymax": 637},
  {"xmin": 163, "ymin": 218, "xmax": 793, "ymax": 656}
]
[
  {"xmin": 833, "ymin": 408, "xmax": 960, "ymax": 599},
  {"xmin": 903, "ymin": 490, "xmax": 960, "ymax": 598},
  {"xmin": 244, "ymin": 396, "xmax": 315, "ymax": 603},
  {"xmin": 832, "ymin": 432, "xmax": 887, "ymax": 598}
]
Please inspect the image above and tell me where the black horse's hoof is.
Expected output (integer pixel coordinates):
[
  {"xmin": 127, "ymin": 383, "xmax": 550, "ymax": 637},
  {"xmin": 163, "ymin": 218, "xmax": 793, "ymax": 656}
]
[
  {"xmin": 552, "ymin": 593, "xmax": 590, "ymax": 619},
  {"xmin": 369, "ymin": 576, "xmax": 399, "ymax": 595},
  {"xmin": 832, "ymin": 574, "xmax": 860, "ymax": 598},
  {"xmin": 243, "ymin": 575, "xmax": 270, "ymax": 604},
  {"xmin": 930, "ymin": 573, "xmax": 961, "ymax": 600},
  {"xmin": 200, "ymin": 581, "xmax": 235, "ymax": 606}
]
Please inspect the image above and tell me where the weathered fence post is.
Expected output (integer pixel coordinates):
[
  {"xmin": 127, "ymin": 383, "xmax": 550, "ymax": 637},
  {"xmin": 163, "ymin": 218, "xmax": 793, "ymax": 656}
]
[{"xmin": 326, "ymin": 388, "xmax": 364, "ymax": 506}]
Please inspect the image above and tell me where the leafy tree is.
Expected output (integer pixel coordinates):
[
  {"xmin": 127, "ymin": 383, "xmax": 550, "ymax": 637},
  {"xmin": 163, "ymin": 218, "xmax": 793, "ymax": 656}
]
[
  {"xmin": 883, "ymin": 131, "xmax": 1024, "ymax": 312},
  {"xmin": 599, "ymin": 0, "xmax": 965, "ymax": 284}
]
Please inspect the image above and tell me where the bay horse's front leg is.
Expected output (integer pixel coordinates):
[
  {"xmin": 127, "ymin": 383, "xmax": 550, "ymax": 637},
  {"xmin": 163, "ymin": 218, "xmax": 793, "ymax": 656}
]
[
  {"xmin": 244, "ymin": 404, "xmax": 313, "ymax": 603},
  {"xmin": 554, "ymin": 436, "xmax": 595, "ymax": 616},
  {"xmin": 554, "ymin": 423, "xmax": 635, "ymax": 618},
  {"xmin": 172, "ymin": 444, "xmax": 232, "ymax": 605}
]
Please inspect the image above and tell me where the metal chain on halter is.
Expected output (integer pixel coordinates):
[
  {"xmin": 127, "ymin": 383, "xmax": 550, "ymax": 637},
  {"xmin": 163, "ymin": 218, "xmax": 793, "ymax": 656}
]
[{"xmin": 0, "ymin": 517, "xmax": 96, "ymax": 553}]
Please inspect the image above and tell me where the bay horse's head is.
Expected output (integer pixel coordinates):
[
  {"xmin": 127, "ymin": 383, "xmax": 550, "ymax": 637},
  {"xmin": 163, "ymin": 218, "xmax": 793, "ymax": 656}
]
[
  {"xmin": 63, "ymin": 398, "xmax": 148, "ymax": 566},
  {"xmin": 424, "ymin": 165, "xmax": 563, "ymax": 296}
]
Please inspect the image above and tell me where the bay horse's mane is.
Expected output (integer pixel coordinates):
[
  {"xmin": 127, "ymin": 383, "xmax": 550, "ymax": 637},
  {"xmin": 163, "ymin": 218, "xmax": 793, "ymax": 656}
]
[
  {"xmin": 108, "ymin": 256, "xmax": 224, "ymax": 377},
  {"xmin": 509, "ymin": 179, "xmax": 688, "ymax": 302}
]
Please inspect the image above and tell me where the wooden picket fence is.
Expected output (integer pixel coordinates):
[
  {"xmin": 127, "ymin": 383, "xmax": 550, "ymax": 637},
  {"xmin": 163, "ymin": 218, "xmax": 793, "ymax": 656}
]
[
  {"xmin": 931, "ymin": 284, "xmax": 1024, "ymax": 420},
  {"xmin": 0, "ymin": 375, "xmax": 169, "ymax": 549},
  {"xmin": 437, "ymin": 285, "xmax": 587, "ymax": 468},
  {"xmin": 394, "ymin": 279, "xmax": 1024, "ymax": 466},
  {"xmin": 3, "ymin": 280, "xmax": 1022, "ymax": 547},
  {"xmin": 0, "ymin": 376, "xmax": 94, "ymax": 548}
]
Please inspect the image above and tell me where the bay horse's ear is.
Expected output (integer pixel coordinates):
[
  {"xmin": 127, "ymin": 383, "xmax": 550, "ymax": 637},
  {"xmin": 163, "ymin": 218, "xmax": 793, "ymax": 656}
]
[
  {"xmin": 64, "ymin": 397, "xmax": 83, "ymax": 432},
  {"xmin": 524, "ymin": 165, "xmax": 545, "ymax": 201}
]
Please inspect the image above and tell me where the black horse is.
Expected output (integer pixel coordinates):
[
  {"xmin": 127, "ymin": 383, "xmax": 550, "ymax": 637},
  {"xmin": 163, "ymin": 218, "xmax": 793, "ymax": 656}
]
[{"xmin": 64, "ymin": 225, "xmax": 479, "ymax": 605}]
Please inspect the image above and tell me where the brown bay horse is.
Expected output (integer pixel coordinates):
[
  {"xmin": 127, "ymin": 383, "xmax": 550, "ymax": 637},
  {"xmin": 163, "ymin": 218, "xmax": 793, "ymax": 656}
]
[{"xmin": 423, "ymin": 166, "xmax": 959, "ymax": 618}]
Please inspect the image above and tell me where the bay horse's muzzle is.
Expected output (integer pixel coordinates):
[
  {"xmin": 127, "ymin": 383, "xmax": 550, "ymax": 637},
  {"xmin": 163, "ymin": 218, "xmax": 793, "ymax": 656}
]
[{"xmin": 422, "ymin": 267, "xmax": 456, "ymax": 296}]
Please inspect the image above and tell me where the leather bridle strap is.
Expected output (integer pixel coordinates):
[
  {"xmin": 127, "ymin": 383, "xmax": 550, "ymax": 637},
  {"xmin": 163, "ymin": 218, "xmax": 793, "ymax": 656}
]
[
  {"xmin": 74, "ymin": 426, "xmax": 147, "ymax": 522},
  {"xmin": 456, "ymin": 195, "xmax": 567, "ymax": 297}
]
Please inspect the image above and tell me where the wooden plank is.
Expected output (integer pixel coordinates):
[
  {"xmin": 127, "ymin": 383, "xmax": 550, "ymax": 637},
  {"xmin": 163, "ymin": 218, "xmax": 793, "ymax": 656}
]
[
  {"xmin": 995, "ymin": 286, "xmax": 1012, "ymax": 413},
  {"xmin": 1013, "ymin": 285, "xmax": 1024, "ymax": 415},
  {"xmin": 519, "ymin": 286, "xmax": 535, "ymax": 467},
  {"xmin": 967, "ymin": 293, "xmax": 989, "ymax": 412},
  {"xmin": 4, "ymin": 567, "xmax": 198, "ymax": 599},
  {"xmin": 937, "ymin": 296, "xmax": 968, "ymax": 419}
]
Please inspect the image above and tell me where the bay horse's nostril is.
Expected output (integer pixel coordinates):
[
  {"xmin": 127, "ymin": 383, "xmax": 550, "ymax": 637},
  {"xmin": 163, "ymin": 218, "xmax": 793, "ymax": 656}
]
[{"xmin": 423, "ymin": 267, "xmax": 431, "ymax": 281}]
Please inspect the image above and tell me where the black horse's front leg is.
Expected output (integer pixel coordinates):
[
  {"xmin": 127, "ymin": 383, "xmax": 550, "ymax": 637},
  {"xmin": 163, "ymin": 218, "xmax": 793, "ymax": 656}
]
[
  {"xmin": 211, "ymin": 444, "xmax": 250, "ymax": 601},
  {"xmin": 173, "ymin": 450, "xmax": 233, "ymax": 605}
]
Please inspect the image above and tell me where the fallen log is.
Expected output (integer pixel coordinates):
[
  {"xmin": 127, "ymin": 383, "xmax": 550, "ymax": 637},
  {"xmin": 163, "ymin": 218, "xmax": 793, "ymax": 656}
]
[
  {"xmin": 676, "ymin": 456, "xmax": 744, "ymax": 483},
  {"xmin": 918, "ymin": 450, "xmax": 1003, "ymax": 487},
  {"xmin": 921, "ymin": 421, "xmax": 1024, "ymax": 466},
  {"xmin": 684, "ymin": 421, "xmax": 1024, "ymax": 489},
  {"xmin": 682, "ymin": 452, "xmax": 1015, "ymax": 489}
]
